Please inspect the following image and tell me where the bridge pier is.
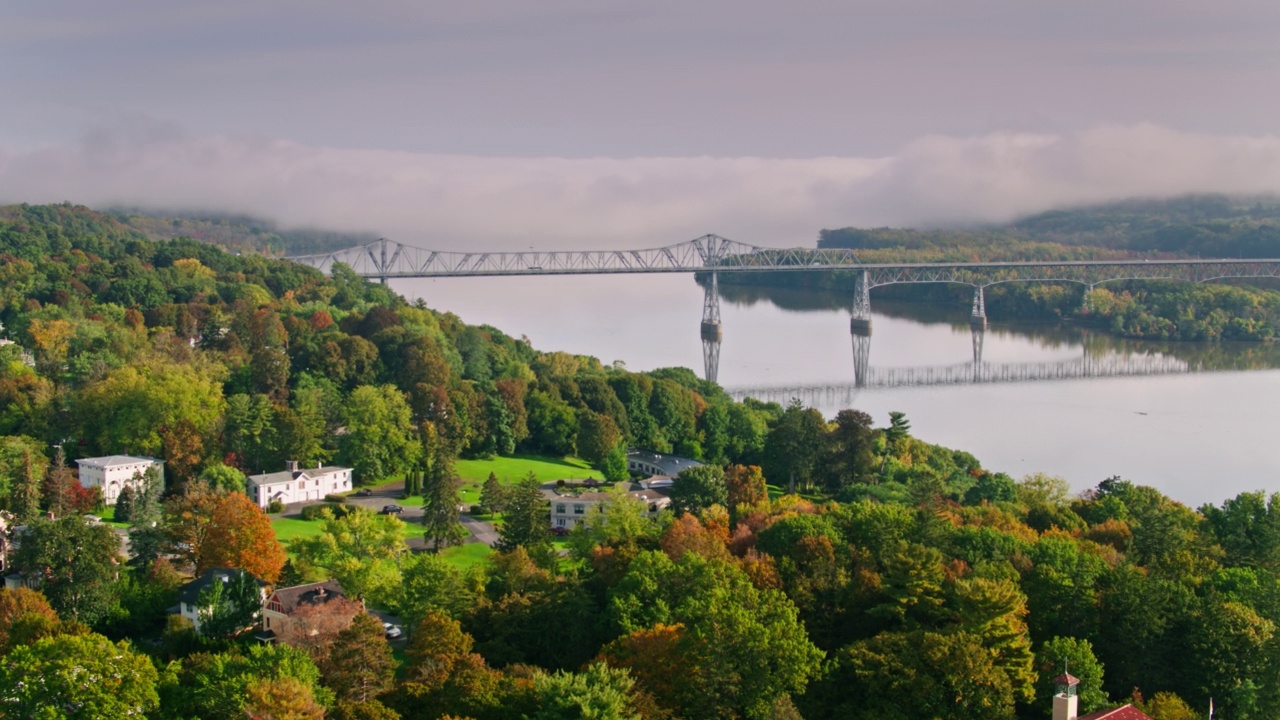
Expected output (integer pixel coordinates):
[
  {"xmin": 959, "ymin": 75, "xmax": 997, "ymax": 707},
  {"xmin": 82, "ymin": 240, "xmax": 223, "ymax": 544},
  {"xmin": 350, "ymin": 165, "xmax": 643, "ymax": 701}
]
[
  {"xmin": 850, "ymin": 270, "xmax": 873, "ymax": 335},
  {"xmin": 701, "ymin": 271, "xmax": 723, "ymax": 383},
  {"xmin": 970, "ymin": 286, "xmax": 987, "ymax": 329},
  {"xmin": 852, "ymin": 333, "xmax": 871, "ymax": 388}
]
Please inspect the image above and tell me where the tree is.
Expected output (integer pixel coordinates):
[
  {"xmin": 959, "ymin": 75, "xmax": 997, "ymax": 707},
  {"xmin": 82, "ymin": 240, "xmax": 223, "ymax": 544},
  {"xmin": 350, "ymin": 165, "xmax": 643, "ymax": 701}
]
[
  {"xmin": 607, "ymin": 550, "xmax": 824, "ymax": 718},
  {"xmin": 244, "ymin": 676, "xmax": 326, "ymax": 720},
  {"xmin": 323, "ymin": 612, "xmax": 396, "ymax": 703},
  {"xmin": 114, "ymin": 484, "xmax": 136, "ymax": 523},
  {"xmin": 724, "ymin": 464, "xmax": 767, "ymax": 513},
  {"xmin": 496, "ymin": 472, "xmax": 551, "ymax": 553},
  {"xmin": 13, "ymin": 515, "xmax": 120, "ymax": 625},
  {"xmin": 158, "ymin": 643, "xmax": 331, "ymax": 720},
  {"xmin": 669, "ymin": 464, "xmax": 728, "ymax": 516},
  {"xmin": 0, "ymin": 633, "xmax": 159, "ymax": 718},
  {"xmin": 342, "ymin": 384, "xmax": 421, "ymax": 484},
  {"xmin": 578, "ymin": 411, "xmax": 623, "ymax": 468},
  {"xmin": 762, "ymin": 400, "xmax": 826, "ymax": 492},
  {"xmin": 822, "ymin": 409, "xmax": 877, "ymax": 491},
  {"xmin": 201, "ymin": 491, "xmax": 287, "ymax": 582},
  {"xmin": 197, "ymin": 569, "xmax": 264, "ymax": 640},
  {"xmin": 0, "ymin": 587, "xmax": 60, "ymax": 656},
  {"xmin": 200, "ymin": 462, "xmax": 249, "ymax": 494},
  {"xmin": 0, "ymin": 435, "xmax": 47, "ymax": 520},
  {"xmin": 75, "ymin": 357, "xmax": 225, "ymax": 457},
  {"xmin": 384, "ymin": 552, "xmax": 478, "ymax": 631},
  {"xmin": 292, "ymin": 508, "xmax": 409, "ymax": 600},
  {"xmin": 42, "ymin": 444, "xmax": 77, "ymax": 516},
  {"xmin": 480, "ymin": 472, "xmax": 506, "ymax": 516},
  {"xmin": 880, "ymin": 410, "xmax": 912, "ymax": 476},
  {"xmin": 601, "ymin": 445, "xmax": 629, "ymax": 483},
  {"xmin": 1033, "ymin": 636, "xmax": 1109, "ymax": 716},
  {"xmin": 162, "ymin": 482, "xmax": 222, "ymax": 570},
  {"xmin": 422, "ymin": 423, "xmax": 466, "ymax": 552},
  {"xmin": 529, "ymin": 662, "xmax": 641, "ymax": 720}
]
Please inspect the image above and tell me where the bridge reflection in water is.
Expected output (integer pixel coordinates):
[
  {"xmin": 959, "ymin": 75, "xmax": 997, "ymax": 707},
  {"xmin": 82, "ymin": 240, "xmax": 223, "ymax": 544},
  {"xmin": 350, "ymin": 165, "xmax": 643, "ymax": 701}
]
[{"xmin": 719, "ymin": 324, "xmax": 1280, "ymax": 406}]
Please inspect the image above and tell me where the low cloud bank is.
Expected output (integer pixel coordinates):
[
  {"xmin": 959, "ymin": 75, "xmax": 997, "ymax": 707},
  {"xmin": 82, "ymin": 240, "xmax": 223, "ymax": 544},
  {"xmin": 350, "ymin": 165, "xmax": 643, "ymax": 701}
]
[{"xmin": 2, "ymin": 124, "xmax": 1280, "ymax": 251}]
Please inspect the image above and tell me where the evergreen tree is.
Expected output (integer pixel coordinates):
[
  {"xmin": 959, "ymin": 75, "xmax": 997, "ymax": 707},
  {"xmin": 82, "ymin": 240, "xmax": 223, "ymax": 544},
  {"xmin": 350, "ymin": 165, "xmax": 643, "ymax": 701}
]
[
  {"xmin": 42, "ymin": 445, "xmax": 75, "ymax": 517},
  {"xmin": 114, "ymin": 485, "xmax": 135, "ymax": 524},
  {"xmin": 480, "ymin": 472, "xmax": 505, "ymax": 516},
  {"xmin": 497, "ymin": 472, "xmax": 550, "ymax": 552},
  {"xmin": 421, "ymin": 451, "xmax": 465, "ymax": 552},
  {"xmin": 11, "ymin": 448, "xmax": 43, "ymax": 523}
]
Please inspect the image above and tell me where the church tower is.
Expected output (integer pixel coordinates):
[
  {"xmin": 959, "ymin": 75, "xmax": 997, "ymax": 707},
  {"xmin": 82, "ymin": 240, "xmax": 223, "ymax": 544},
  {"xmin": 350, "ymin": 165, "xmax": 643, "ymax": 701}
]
[{"xmin": 1052, "ymin": 672, "xmax": 1080, "ymax": 720}]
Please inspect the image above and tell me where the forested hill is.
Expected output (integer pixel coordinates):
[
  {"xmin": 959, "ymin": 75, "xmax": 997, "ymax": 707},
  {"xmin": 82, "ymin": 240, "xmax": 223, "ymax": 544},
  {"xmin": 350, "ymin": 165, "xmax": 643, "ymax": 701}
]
[
  {"xmin": 819, "ymin": 194, "xmax": 1280, "ymax": 259},
  {"xmin": 109, "ymin": 206, "xmax": 378, "ymax": 256}
]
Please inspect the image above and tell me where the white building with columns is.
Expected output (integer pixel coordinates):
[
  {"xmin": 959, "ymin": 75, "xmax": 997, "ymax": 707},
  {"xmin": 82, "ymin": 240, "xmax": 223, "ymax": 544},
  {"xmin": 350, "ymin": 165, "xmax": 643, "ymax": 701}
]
[{"xmin": 75, "ymin": 455, "xmax": 164, "ymax": 505}]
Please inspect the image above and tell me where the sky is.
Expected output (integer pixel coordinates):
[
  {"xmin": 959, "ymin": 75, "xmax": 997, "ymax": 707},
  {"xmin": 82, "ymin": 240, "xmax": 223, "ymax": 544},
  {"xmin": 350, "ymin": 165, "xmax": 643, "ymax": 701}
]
[{"xmin": 2, "ymin": 0, "xmax": 1280, "ymax": 249}]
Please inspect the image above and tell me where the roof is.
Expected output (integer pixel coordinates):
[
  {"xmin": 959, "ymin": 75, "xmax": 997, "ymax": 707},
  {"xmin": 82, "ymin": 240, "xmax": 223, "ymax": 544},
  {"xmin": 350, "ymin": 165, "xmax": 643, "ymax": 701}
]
[
  {"xmin": 266, "ymin": 580, "xmax": 347, "ymax": 614},
  {"xmin": 626, "ymin": 449, "xmax": 703, "ymax": 477},
  {"xmin": 247, "ymin": 466, "xmax": 350, "ymax": 488},
  {"xmin": 177, "ymin": 567, "xmax": 264, "ymax": 605},
  {"xmin": 1052, "ymin": 673, "xmax": 1081, "ymax": 686},
  {"xmin": 1077, "ymin": 705, "xmax": 1154, "ymax": 720},
  {"xmin": 75, "ymin": 455, "xmax": 163, "ymax": 468}
]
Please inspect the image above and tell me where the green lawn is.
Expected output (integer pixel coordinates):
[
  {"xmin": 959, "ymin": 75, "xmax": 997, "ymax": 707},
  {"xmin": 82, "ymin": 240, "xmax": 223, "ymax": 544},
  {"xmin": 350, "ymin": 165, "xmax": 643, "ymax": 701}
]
[
  {"xmin": 440, "ymin": 542, "xmax": 494, "ymax": 569},
  {"xmin": 269, "ymin": 516, "xmax": 326, "ymax": 544},
  {"xmin": 454, "ymin": 454, "xmax": 602, "ymax": 506},
  {"xmin": 98, "ymin": 506, "xmax": 130, "ymax": 529}
]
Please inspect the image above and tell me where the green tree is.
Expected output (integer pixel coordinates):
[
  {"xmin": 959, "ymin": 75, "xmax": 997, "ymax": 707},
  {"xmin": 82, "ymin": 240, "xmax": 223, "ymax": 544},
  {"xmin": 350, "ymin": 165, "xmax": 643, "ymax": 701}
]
[
  {"xmin": 383, "ymin": 552, "xmax": 477, "ymax": 630},
  {"xmin": 158, "ymin": 643, "xmax": 332, "ymax": 719},
  {"xmin": 480, "ymin": 472, "xmax": 506, "ymax": 516},
  {"xmin": 421, "ymin": 440, "xmax": 466, "ymax": 552},
  {"xmin": 608, "ymin": 551, "xmax": 824, "ymax": 718},
  {"xmin": 669, "ymin": 464, "xmax": 728, "ymax": 517},
  {"xmin": 762, "ymin": 400, "xmax": 826, "ymax": 492},
  {"xmin": 880, "ymin": 410, "xmax": 911, "ymax": 476},
  {"xmin": 114, "ymin": 484, "xmax": 136, "ymax": 523},
  {"xmin": 323, "ymin": 612, "xmax": 396, "ymax": 703},
  {"xmin": 529, "ymin": 662, "xmax": 641, "ymax": 720},
  {"xmin": 0, "ymin": 435, "xmax": 47, "ymax": 519},
  {"xmin": 1033, "ymin": 636, "xmax": 1109, "ymax": 716},
  {"xmin": 292, "ymin": 508, "xmax": 408, "ymax": 600},
  {"xmin": 601, "ymin": 444, "xmax": 629, "ymax": 482},
  {"xmin": 341, "ymin": 384, "xmax": 421, "ymax": 484},
  {"xmin": 578, "ymin": 411, "xmax": 623, "ymax": 468},
  {"xmin": 822, "ymin": 409, "xmax": 877, "ymax": 491},
  {"xmin": 75, "ymin": 357, "xmax": 225, "ymax": 457},
  {"xmin": 199, "ymin": 462, "xmax": 248, "ymax": 494},
  {"xmin": 13, "ymin": 515, "xmax": 120, "ymax": 625},
  {"xmin": 0, "ymin": 633, "xmax": 159, "ymax": 718},
  {"xmin": 197, "ymin": 569, "xmax": 264, "ymax": 640},
  {"xmin": 497, "ymin": 472, "xmax": 551, "ymax": 553}
]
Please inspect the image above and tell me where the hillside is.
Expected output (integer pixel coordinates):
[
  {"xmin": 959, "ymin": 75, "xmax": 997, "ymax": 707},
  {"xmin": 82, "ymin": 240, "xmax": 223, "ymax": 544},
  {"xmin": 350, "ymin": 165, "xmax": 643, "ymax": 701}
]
[{"xmin": 109, "ymin": 207, "xmax": 378, "ymax": 256}]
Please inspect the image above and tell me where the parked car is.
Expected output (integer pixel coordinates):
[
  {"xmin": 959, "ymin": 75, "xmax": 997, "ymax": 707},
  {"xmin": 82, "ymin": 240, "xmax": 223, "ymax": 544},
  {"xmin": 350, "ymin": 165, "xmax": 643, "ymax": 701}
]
[
  {"xmin": 354, "ymin": 488, "xmax": 373, "ymax": 497},
  {"xmin": 383, "ymin": 622, "xmax": 402, "ymax": 639},
  {"xmin": 379, "ymin": 504, "xmax": 403, "ymax": 515}
]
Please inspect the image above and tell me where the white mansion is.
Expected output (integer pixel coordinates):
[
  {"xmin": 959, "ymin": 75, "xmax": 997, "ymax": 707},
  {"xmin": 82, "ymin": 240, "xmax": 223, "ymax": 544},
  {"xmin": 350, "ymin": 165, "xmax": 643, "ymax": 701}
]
[
  {"xmin": 247, "ymin": 460, "xmax": 354, "ymax": 508},
  {"xmin": 75, "ymin": 455, "xmax": 165, "ymax": 505}
]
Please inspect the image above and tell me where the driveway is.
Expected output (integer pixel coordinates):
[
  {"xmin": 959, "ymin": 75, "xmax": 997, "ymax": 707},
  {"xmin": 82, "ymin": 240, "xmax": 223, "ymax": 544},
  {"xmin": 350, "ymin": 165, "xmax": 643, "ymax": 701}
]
[{"xmin": 459, "ymin": 513, "xmax": 499, "ymax": 546}]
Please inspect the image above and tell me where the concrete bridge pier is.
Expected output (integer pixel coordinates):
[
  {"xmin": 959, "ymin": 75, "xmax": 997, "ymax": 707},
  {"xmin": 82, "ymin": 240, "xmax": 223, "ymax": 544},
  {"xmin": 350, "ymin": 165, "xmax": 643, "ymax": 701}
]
[
  {"xmin": 970, "ymin": 286, "xmax": 987, "ymax": 329},
  {"xmin": 850, "ymin": 269, "xmax": 873, "ymax": 335},
  {"xmin": 701, "ymin": 271, "xmax": 723, "ymax": 383}
]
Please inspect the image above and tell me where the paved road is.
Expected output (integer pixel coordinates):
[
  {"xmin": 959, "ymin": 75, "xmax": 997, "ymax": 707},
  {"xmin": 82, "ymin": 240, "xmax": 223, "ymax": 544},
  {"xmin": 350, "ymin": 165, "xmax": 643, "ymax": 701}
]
[{"xmin": 459, "ymin": 513, "xmax": 499, "ymax": 546}]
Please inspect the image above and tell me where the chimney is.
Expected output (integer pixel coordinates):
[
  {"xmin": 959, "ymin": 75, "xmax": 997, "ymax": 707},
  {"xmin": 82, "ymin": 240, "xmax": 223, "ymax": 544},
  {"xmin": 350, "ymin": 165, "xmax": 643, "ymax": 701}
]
[
  {"xmin": 1052, "ymin": 673, "xmax": 1080, "ymax": 720},
  {"xmin": 286, "ymin": 460, "xmax": 299, "ymax": 472}
]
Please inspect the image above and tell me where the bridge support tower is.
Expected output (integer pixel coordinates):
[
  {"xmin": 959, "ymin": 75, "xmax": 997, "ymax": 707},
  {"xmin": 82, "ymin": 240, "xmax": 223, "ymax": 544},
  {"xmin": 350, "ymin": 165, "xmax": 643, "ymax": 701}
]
[
  {"xmin": 970, "ymin": 286, "xmax": 987, "ymax": 329},
  {"xmin": 701, "ymin": 271, "xmax": 723, "ymax": 383},
  {"xmin": 850, "ymin": 270, "xmax": 873, "ymax": 335},
  {"xmin": 851, "ymin": 333, "xmax": 871, "ymax": 388}
]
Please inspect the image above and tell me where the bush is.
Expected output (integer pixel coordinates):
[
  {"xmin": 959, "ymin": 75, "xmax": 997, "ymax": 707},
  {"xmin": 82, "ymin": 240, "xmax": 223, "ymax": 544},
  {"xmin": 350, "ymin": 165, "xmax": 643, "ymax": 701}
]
[
  {"xmin": 470, "ymin": 504, "xmax": 484, "ymax": 515},
  {"xmin": 266, "ymin": 499, "xmax": 285, "ymax": 514},
  {"xmin": 323, "ymin": 494, "xmax": 346, "ymax": 504},
  {"xmin": 301, "ymin": 502, "xmax": 356, "ymax": 521}
]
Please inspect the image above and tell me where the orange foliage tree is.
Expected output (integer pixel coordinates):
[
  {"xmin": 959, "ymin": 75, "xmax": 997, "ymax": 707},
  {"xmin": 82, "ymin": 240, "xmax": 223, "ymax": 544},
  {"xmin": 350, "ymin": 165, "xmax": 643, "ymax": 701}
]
[
  {"xmin": 198, "ymin": 491, "xmax": 287, "ymax": 583},
  {"xmin": 0, "ymin": 588, "xmax": 60, "ymax": 655}
]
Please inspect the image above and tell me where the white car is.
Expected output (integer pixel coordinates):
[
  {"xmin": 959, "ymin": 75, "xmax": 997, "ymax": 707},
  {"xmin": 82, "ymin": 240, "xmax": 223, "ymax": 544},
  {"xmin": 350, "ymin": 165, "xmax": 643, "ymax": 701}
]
[{"xmin": 383, "ymin": 622, "xmax": 402, "ymax": 639}]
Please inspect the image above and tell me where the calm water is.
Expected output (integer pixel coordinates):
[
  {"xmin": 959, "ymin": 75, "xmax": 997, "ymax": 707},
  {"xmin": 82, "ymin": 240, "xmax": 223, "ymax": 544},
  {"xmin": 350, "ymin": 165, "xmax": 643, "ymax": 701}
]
[{"xmin": 391, "ymin": 274, "xmax": 1280, "ymax": 508}]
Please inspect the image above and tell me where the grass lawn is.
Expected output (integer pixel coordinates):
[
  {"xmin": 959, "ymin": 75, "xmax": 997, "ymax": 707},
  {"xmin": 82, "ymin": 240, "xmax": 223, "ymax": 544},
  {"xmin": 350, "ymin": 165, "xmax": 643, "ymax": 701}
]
[
  {"xmin": 764, "ymin": 484, "xmax": 827, "ymax": 502},
  {"xmin": 269, "ymin": 516, "xmax": 326, "ymax": 544},
  {"xmin": 98, "ymin": 506, "xmax": 130, "ymax": 529},
  {"xmin": 454, "ymin": 454, "xmax": 602, "ymax": 505},
  {"xmin": 440, "ymin": 542, "xmax": 494, "ymax": 570}
]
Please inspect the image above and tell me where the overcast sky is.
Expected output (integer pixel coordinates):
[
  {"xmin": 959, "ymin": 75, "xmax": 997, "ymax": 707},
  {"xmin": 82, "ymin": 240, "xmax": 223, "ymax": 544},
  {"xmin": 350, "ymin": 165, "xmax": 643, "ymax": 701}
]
[{"xmin": 2, "ymin": 0, "xmax": 1280, "ymax": 248}]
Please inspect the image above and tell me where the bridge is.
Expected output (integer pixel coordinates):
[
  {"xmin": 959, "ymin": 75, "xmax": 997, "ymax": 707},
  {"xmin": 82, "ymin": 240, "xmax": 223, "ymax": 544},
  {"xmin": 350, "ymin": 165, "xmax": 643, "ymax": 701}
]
[{"xmin": 287, "ymin": 236, "xmax": 1280, "ymax": 384}]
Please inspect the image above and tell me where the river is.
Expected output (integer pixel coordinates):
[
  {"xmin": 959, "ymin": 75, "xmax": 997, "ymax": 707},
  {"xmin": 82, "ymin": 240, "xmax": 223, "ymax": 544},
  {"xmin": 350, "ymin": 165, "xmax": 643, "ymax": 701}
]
[{"xmin": 391, "ymin": 274, "xmax": 1280, "ymax": 508}]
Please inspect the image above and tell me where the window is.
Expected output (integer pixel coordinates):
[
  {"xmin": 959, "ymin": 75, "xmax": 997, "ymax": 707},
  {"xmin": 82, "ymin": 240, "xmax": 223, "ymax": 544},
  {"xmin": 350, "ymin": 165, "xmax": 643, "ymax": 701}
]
[
  {"xmin": 556, "ymin": 504, "xmax": 566, "ymax": 514},
  {"xmin": 557, "ymin": 519, "xmax": 566, "ymax": 527},
  {"xmin": 573, "ymin": 504, "xmax": 585, "ymax": 515}
]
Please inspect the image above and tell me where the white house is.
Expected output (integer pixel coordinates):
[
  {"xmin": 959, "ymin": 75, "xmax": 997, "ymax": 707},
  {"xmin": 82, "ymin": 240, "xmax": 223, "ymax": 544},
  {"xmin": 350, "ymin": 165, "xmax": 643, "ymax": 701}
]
[
  {"xmin": 247, "ymin": 460, "xmax": 353, "ymax": 508},
  {"xmin": 75, "ymin": 455, "xmax": 164, "ymax": 505},
  {"xmin": 544, "ymin": 481, "xmax": 672, "ymax": 529}
]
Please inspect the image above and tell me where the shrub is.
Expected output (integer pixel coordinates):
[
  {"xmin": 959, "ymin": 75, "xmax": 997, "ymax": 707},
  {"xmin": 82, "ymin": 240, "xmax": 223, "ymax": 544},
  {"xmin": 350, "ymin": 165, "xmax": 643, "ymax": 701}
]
[
  {"xmin": 266, "ymin": 499, "xmax": 285, "ymax": 514},
  {"xmin": 324, "ymin": 494, "xmax": 346, "ymax": 504},
  {"xmin": 301, "ymin": 503, "xmax": 356, "ymax": 521},
  {"xmin": 470, "ymin": 504, "xmax": 484, "ymax": 515}
]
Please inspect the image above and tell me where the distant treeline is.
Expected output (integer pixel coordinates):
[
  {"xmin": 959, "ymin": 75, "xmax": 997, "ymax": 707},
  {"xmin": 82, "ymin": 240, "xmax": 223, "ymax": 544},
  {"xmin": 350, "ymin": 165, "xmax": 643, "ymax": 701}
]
[{"xmin": 106, "ymin": 207, "xmax": 379, "ymax": 256}]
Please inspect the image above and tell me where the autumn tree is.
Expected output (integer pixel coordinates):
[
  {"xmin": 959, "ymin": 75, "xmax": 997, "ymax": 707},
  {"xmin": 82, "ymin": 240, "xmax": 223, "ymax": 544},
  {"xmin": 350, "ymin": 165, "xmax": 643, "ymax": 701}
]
[
  {"xmin": 724, "ymin": 464, "xmax": 767, "ymax": 513},
  {"xmin": 323, "ymin": 612, "xmax": 397, "ymax": 703},
  {"xmin": 244, "ymin": 676, "xmax": 326, "ymax": 720},
  {"xmin": 201, "ymin": 491, "xmax": 287, "ymax": 582},
  {"xmin": 0, "ymin": 587, "xmax": 60, "ymax": 655}
]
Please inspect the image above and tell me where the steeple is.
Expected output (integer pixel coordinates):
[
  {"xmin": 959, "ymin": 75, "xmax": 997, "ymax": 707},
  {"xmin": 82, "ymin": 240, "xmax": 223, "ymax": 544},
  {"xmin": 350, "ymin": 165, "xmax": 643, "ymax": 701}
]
[{"xmin": 1052, "ymin": 672, "xmax": 1080, "ymax": 720}]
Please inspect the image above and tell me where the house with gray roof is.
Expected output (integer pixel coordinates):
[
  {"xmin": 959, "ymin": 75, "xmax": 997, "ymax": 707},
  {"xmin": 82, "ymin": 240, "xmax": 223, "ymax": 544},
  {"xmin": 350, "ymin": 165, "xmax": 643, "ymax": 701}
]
[
  {"xmin": 247, "ymin": 460, "xmax": 353, "ymax": 508},
  {"xmin": 627, "ymin": 449, "xmax": 702, "ymax": 479},
  {"xmin": 75, "ymin": 455, "xmax": 164, "ymax": 505}
]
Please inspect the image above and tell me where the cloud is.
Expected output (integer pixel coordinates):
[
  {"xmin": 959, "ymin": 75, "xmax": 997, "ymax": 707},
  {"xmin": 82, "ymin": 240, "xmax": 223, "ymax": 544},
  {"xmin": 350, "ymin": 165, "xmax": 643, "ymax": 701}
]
[{"xmin": 2, "ymin": 123, "xmax": 1280, "ymax": 251}]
